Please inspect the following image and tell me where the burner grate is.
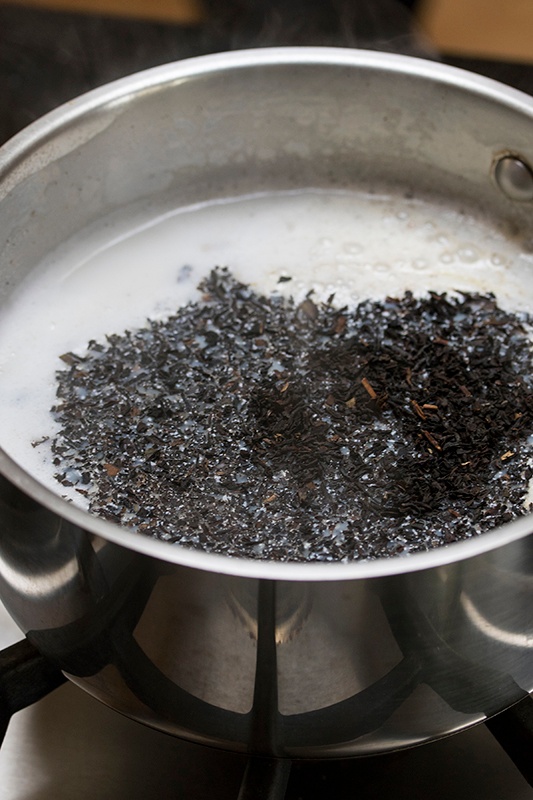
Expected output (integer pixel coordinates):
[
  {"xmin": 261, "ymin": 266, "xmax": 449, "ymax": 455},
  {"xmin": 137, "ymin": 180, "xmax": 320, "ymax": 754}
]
[
  {"xmin": 486, "ymin": 696, "xmax": 533, "ymax": 787},
  {"xmin": 1, "ymin": 637, "xmax": 533, "ymax": 799},
  {"xmin": 0, "ymin": 639, "xmax": 65, "ymax": 745}
]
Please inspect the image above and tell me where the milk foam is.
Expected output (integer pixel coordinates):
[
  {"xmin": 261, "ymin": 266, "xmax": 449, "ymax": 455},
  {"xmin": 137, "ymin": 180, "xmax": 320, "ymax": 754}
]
[{"xmin": 1, "ymin": 189, "xmax": 532, "ymax": 501}]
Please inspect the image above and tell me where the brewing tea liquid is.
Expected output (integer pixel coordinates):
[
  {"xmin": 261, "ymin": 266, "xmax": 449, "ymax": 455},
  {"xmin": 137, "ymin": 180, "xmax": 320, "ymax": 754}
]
[{"xmin": 0, "ymin": 189, "xmax": 532, "ymax": 510}]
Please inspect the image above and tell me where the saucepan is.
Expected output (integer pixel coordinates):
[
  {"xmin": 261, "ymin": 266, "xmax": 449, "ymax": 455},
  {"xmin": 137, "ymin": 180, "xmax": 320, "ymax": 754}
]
[{"xmin": 0, "ymin": 48, "xmax": 533, "ymax": 758}]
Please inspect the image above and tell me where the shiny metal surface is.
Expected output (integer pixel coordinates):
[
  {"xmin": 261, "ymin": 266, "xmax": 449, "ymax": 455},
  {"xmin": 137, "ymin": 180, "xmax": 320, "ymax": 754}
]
[
  {"xmin": 493, "ymin": 154, "xmax": 533, "ymax": 201},
  {"xmin": 0, "ymin": 605, "xmax": 532, "ymax": 799},
  {"xmin": 1, "ymin": 48, "xmax": 533, "ymax": 757}
]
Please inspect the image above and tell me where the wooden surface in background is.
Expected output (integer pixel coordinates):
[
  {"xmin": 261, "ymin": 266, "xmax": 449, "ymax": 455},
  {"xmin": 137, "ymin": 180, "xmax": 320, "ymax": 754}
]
[
  {"xmin": 418, "ymin": 0, "xmax": 533, "ymax": 63},
  {"xmin": 1, "ymin": 0, "xmax": 205, "ymax": 24},
  {"xmin": 3, "ymin": 0, "xmax": 533, "ymax": 63}
]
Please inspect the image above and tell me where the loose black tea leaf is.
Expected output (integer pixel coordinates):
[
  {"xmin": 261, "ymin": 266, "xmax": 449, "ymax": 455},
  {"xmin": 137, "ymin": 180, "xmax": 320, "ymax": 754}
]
[{"xmin": 51, "ymin": 268, "xmax": 533, "ymax": 562}]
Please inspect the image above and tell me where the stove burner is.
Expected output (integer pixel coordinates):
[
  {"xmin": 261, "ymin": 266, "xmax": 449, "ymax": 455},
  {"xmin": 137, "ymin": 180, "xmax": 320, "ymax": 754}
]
[
  {"xmin": 1, "ymin": 635, "xmax": 533, "ymax": 799},
  {"xmin": 238, "ymin": 757, "xmax": 291, "ymax": 800}
]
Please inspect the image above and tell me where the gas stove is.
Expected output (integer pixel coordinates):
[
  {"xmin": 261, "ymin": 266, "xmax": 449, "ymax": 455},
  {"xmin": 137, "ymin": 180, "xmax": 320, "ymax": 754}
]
[
  {"xmin": 1, "ymin": 3, "xmax": 533, "ymax": 797},
  {"xmin": 0, "ymin": 603, "xmax": 532, "ymax": 800}
]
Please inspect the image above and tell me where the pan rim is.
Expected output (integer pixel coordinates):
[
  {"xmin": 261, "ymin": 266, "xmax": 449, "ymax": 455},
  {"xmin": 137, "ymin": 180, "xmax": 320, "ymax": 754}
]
[{"xmin": 1, "ymin": 46, "xmax": 533, "ymax": 581}]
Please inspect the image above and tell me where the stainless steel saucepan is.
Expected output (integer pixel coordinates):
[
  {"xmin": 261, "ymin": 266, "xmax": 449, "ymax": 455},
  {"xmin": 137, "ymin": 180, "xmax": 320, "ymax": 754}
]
[{"xmin": 0, "ymin": 48, "xmax": 533, "ymax": 758}]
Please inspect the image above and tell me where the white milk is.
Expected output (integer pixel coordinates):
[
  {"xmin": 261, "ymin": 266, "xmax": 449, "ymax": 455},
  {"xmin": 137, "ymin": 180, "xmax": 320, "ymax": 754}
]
[{"xmin": 0, "ymin": 189, "xmax": 532, "ymax": 502}]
